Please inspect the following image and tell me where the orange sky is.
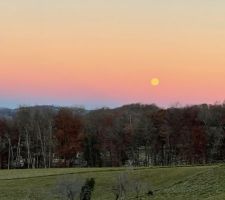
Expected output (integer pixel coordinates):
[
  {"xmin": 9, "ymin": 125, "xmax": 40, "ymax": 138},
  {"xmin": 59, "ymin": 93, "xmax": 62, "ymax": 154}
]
[{"xmin": 0, "ymin": 0, "xmax": 225, "ymax": 108}]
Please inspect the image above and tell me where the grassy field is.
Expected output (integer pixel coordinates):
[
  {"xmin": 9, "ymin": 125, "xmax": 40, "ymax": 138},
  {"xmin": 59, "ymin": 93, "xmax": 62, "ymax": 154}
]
[{"xmin": 0, "ymin": 165, "xmax": 224, "ymax": 200}]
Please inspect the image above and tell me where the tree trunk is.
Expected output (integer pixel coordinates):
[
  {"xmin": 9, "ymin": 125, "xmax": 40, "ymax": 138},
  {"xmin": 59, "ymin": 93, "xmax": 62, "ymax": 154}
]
[
  {"xmin": 7, "ymin": 137, "xmax": 11, "ymax": 170},
  {"xmin": 16, "ymin": 135, "xmax": 21, "ymax": 168},
  {"xmin": 25, "ymin": 129, "xmax": 31, "ymax": 169},
  {"xmin": 37, "ymin": 124, "xmax": 47, "ymax": 168}
]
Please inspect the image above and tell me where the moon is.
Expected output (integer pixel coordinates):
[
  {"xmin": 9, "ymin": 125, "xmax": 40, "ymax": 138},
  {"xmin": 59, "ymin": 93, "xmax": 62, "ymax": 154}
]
[{"xmin": 151, "ymin": 78, "xmax": 160, "ymax": 86}]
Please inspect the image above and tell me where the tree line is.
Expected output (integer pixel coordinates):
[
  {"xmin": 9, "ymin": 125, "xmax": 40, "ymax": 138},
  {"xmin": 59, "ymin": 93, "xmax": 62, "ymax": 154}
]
[{"xmin": 0, "ymin": 103, "xmax": 225, "ymax": 169}]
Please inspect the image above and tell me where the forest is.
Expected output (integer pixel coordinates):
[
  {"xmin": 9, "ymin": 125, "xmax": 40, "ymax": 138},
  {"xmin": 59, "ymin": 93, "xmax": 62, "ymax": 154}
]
[{"xmin": 0, "ymin": 103, "xmax": 225, "ymax": 169}]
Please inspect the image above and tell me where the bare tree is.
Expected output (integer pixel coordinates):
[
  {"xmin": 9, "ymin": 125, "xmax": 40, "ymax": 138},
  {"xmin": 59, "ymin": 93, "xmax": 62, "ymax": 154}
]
[
  {"xmin": 112, "ymin": 173, "xmax": 130, "ymax": 200},
  {"xmin": 112, "ymin": 172, "xmax": 153, "ymax": 200},
  {"xmin": 54, "ymin": 175, "xmax": 85, "ymax": 200}
]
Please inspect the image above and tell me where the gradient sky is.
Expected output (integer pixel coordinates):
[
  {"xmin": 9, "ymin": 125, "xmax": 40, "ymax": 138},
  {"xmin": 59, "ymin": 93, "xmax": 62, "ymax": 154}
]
[{"xmin": 0, "ymin": 0, "xmax": 225, "ymax": 109}]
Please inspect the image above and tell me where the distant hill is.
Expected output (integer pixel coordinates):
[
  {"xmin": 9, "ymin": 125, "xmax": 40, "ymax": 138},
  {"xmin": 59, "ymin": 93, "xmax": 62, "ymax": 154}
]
[
  {"xmin": 0, "ymin": 105, "xmax": 90, "ymax": 119},
  {"xmin": 0, "ymin": 108, "xmax": 16, "ymax": 119}
]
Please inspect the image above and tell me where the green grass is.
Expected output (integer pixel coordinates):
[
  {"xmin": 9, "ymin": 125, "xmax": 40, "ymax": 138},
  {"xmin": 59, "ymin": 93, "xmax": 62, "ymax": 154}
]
[{"xmin": 0, "ymin": 165, "xmax": 224, "ymax": 200}]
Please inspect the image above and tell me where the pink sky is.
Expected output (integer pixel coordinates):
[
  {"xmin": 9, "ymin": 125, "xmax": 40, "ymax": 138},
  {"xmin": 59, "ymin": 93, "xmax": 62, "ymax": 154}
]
[{"xmin": 0, "ymin": 0, "xmax": 225, "ymax": 108}]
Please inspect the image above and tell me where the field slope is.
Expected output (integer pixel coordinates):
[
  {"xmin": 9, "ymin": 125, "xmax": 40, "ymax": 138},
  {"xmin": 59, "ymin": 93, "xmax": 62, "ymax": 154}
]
[{"xmin": 0, "ymin": 165, "xmax": 224, "ymax": 200}]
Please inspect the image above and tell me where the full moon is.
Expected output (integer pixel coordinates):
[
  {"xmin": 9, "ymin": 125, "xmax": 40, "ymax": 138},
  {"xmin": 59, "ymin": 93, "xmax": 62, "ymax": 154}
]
[{"xmin": 151, "ymin": 78, "xmax": 160, "ymax": 86}]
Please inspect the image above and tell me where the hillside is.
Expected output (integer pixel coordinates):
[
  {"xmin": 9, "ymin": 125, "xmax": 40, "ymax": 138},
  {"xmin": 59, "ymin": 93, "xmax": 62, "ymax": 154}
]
[{"xmin": 0, "ymin": 165, "xmax": 224, "ymax": 200}]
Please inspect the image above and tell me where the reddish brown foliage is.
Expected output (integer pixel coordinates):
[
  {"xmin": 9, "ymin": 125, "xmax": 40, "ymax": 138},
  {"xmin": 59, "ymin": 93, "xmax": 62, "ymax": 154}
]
[{"xmin": 54, "ymin": 109, "xmax": 83, "ymax": 163}]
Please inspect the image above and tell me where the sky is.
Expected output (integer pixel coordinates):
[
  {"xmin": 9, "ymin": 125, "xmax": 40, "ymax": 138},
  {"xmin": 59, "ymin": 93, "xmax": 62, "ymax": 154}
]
[{"xmin": 0, "ymin": 0, "xmax": 225, "ymax": 109}]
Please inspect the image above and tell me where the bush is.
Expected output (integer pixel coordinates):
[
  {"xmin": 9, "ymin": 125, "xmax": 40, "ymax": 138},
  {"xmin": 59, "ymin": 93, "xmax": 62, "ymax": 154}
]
[
  {"xmin": 80, "ymin": 178, "xmax": 95, "ymax": 200},
  {"xmin": 54, "ymin": 175, "xmax": 95, "ymax": 200}
]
